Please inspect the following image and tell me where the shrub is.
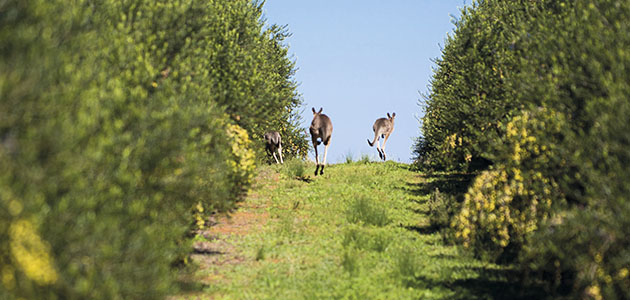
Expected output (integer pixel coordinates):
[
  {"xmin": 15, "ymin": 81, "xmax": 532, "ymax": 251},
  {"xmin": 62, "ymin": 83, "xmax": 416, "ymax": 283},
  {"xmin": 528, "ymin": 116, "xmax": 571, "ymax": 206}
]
[
  {"xmin": 421, "ymin": 0, "xmax": 630, "ymax": 297},
  {"xmin": 226, "ymin": 123, "xmax": 257, "ymax": 201},
  {"xmin": 453, "ymin": 108, "xmax": 569, "ymax": 258},
  {"xmin": 417, "ymin": 1, "xmax": 530, "ymax": 171},
  {"xmin": 0, "ymin": 0, "xmax": 301, "ymax": 298}
]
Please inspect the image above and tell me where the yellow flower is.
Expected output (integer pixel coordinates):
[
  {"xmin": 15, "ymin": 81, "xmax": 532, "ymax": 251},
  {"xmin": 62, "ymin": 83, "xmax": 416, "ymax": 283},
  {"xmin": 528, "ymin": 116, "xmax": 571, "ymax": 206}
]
[
  {"xmin": 507, "ymin": 121, "xmax": 517, "ymax": 137},
  {"xmin": 9, "ymin": 219, "xmax": 58, "ymax": 285},
  {"xmin": 461, "ymin": 208, "xmax": 469, "ymax": 217},
  {"xmin": 586, "ymin": 285, "xmax": 602, "ymax": 300},
  {"xmin": 462, "ymin": 227, "xmax": 471, "ymax": 239},
  {"xmin": 446, "ymin": 134, "xmax": 457, "ymax": 149},
  {"xmin": 513, "ymin": 169, "xmax": 523, "ymax": 182}
]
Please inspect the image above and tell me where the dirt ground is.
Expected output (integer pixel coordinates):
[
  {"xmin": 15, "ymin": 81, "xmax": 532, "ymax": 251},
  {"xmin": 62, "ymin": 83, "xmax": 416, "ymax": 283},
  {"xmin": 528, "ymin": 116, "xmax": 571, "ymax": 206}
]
[{"xmin": 187, "ymin": 169, "xmax": 279, "ymax": 283}]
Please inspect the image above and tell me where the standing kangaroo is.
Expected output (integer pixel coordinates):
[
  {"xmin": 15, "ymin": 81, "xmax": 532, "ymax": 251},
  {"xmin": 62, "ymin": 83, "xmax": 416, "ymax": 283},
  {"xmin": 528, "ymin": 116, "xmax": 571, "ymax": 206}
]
[
  {"xmin": 367, "ymin": 112, "xmax": 396, "ymax": 161},
  {"xmin": 264, "ymin": 131, "xmax": 283, "ymax": 164},
  {"xmin": 309, "ymin": 107, "xmax": 333, "ymax": 176}
]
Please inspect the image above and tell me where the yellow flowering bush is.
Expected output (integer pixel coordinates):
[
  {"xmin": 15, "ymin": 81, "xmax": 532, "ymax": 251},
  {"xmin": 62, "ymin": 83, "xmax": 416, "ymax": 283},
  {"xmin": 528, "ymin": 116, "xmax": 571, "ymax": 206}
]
[
  {"xmin": 2, "ymin": 0, "xmax": 300, "ymax": 298},
  {"xmin": 421, "ymin": 0, "xmax": 630, "ymax": 297},
  {"xmin": 226, "ymin": 123, "xmax": 256, "ymax": 201},
  {"xmin": 191, "ymin": 123, "xmax": 256, "ymax": 231},
  {"xmin": 453, "ymin": 108, "xmax": 568, "ymax": 257}
]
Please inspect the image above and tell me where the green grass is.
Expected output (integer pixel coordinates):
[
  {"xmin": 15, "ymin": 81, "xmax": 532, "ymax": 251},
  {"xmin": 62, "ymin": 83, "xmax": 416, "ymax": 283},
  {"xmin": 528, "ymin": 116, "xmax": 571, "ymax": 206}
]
[{"xmin": 173, "ymin": 162, "xmax": 524, "ymax": 299}]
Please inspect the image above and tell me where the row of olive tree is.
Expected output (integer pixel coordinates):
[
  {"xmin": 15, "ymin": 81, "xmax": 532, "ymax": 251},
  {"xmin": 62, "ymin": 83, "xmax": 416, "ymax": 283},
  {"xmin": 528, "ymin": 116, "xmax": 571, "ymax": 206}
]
[
  {"xmin": 417, "ymin": 0, "xmax": 630, "ymax": 298},
  {"xmin": 0, "ymin": 0, "xmax": 306, "ymax": 299}
]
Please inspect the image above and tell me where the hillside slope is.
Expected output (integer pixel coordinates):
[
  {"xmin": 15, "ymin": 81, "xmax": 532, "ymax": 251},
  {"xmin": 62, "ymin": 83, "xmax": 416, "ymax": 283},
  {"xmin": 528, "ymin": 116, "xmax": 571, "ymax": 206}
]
[{"xmin": 173, "ymin": 161, "xmax": 537, "ymax": 299}]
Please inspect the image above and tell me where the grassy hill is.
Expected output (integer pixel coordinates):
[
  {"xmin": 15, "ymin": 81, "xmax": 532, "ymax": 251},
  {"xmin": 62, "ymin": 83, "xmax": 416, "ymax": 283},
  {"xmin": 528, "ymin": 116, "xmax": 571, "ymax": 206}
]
[{"xmin": 172, "ymin": 160, "xmax": 540, "ymax": 299}]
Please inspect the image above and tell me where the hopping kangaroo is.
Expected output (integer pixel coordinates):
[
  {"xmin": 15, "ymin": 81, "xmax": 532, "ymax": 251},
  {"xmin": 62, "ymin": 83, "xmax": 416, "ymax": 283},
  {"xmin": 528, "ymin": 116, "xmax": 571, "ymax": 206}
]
[
  {"xmin": 309, "ymin": 107, "xmax": 333, "ymax": 176},
  {"xmin": 264, "ymin": 131, "xmax": 284, "ymax": 164},
  {"xmin": 367, "ymin": 112, "xmax": 396, "ymax": 160}
]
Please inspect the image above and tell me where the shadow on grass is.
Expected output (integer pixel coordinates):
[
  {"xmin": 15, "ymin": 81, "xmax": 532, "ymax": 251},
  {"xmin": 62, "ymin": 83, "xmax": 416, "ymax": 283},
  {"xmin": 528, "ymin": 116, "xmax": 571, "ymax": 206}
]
[
  {"xmin": 404, "ymin": 224, "xmax": 441, "ymax": 235},
  {"xmin": 398, "ymin": 170, "xmax": 549, "ymax": 299},
  {"xmin": 174, "ymin": 279, "xmax": 208, "ymax": 294},
  {"xmin": 296, "ymin": 176, "xmax": 313, "ymax": 183},
  {"xmin": 401, "ymin": 172, "xmax": 476, "ymax": 233},
  {"xmin": 406, "ymin": 172, "xmax": 476, "ymax": 197},
  {"xmin": 405, "ymin": 267, "xmax": 546, "ymax": 300}
]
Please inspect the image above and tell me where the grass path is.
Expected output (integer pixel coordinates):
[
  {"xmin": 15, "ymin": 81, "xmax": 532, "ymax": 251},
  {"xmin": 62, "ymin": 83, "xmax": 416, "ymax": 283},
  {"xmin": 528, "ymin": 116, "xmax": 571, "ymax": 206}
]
[{"xmin": 172, "ymin": 161, "xmax": 520, "ymax": 299}]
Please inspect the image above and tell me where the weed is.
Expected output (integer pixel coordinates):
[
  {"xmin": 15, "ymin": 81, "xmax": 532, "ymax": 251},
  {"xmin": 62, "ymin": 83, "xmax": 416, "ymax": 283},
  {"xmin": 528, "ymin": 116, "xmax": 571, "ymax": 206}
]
[
  {"xmin": 346, "ymin": 196, "xmax": 391, "ymax": 227},
  {"xmin": 342, "ymin": 227, "xmax": 391, "ymax": 252},
  {"xmin": 255, "ymin": 245, "xmax": 266, "ymax": 261},
  {"xmin": 276, "ymin": 211, "xmax": 295, "ymax": 236},
  {"xmin": 341, "ymin": 248, "xmax": 360, "ymax": 274},
  {"xmin": 394, "ymin": 247, "xmax": 425, "ymax": 288},
  {"xmin": 371, "ymin": 232, "xmax": 391, "ymax": 252},
  {"xmin": 343, "ymin": 151, "xmax": 354, "ymax": 164},
  {"xmin": 427, "ymin": 187, "xmax": 450, "ymax": 228},
  {"xmin": 282, "ymin": 158, "xmax": 307, "ymax": 179}
]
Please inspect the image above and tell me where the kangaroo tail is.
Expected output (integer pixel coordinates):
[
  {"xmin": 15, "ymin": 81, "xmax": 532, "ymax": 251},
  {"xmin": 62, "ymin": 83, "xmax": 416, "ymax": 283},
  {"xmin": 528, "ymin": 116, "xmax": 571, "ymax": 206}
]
[{"xmin": 367, "ymin": 131, "xmax": 379, "ymax": 147}]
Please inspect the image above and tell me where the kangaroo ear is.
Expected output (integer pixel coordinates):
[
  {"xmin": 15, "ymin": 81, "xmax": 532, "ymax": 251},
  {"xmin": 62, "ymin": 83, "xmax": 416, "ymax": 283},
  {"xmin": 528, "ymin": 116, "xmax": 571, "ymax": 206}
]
[
  {"xmin": 387, "ymin": 112, "xmax": 391, "ymax": 118},
  {"xmin": 312, "ymin": 107, "xmax": 317, "ymax": 114},
  {"xmin": 318, "ymin": 107, "xmax": 323, "ymax": 114},
  {"xmin": 392, "ymin": 112, "xmax": 396, "ymax": 118}
]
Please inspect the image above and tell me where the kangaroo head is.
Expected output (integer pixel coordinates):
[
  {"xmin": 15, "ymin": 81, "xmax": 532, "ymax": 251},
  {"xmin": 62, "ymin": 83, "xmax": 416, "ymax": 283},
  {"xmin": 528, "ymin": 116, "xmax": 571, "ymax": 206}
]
[
  {"xmin": 387, "ymin": 112, "xmax": 396, "ymax": 121},
  {"xmin": 312, "ymin": 107, "xmax": 323, "ymax": 116}
]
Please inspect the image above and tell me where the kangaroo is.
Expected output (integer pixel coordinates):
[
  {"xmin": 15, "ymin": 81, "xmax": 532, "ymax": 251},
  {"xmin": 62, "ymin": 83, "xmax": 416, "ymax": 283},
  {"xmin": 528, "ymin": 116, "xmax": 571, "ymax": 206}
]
[
  {"xmin": 309, "ymin": 107, "xmax": 333, "ymax": 176},
  {"xmin": 264, "ymin": 131, "xmax": 284, "ymax": 164},
  {"xmin": 367, "ymin": 112, "xmax": 396, "ymax": 161}
]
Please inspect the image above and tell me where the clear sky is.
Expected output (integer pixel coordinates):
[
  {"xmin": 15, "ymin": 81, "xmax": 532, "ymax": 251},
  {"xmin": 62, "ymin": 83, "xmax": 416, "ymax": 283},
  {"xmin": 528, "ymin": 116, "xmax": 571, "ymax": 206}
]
[{"xmin": 263, "ymin": 1, "xmax": 468, "ymax": 163}]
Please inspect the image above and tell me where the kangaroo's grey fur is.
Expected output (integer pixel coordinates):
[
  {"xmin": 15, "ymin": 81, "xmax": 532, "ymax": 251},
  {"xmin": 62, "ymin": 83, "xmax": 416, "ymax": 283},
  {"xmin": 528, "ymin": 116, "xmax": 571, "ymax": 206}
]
[
  {"xmin": 309, "ymin": 107, "xmax": 333, "ymax": 176},
  {"xmin": 264, "ymin": 131, "xmax": 284, "ymax": 164},
  {"xmin": 367, "ymin": 112, "xmax": 396, "ymax": 161}
]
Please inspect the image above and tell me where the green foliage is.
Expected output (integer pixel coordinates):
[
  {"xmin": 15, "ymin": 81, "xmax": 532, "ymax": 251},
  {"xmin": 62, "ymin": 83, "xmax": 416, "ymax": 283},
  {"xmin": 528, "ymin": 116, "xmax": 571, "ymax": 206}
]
[
  {"xmin": 420, "ymin": 0, "xmax": 630, "ymax": 297},
  {"xmin": 1, "ymin": 0, "xmax": 302, "ymax": 298},
  {"xmin": 417, "ymin": 1, "xmax": 529, "ymax": 171}
]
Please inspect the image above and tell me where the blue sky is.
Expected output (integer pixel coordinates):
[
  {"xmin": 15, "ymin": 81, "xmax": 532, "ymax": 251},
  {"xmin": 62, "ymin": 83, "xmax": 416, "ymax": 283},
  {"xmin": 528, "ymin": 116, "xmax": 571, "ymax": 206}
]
[{"xmin": 263, "ymin": 1, "xmax": 468, "ymax": 163}]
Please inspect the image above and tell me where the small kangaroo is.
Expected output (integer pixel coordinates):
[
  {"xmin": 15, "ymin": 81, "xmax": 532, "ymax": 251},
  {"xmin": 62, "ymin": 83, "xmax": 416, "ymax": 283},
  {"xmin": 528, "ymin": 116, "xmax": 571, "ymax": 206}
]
[
  {"xmin": 367, "ymin": 112, "xmax": 396, "ymax": 161},
  {"xmin": 309, "ymin": 107, "xmax": 333, "ymax": 176},
  {"xmin": 264, "ymin": 131, "xmax": 284, "ymax": 164}
]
